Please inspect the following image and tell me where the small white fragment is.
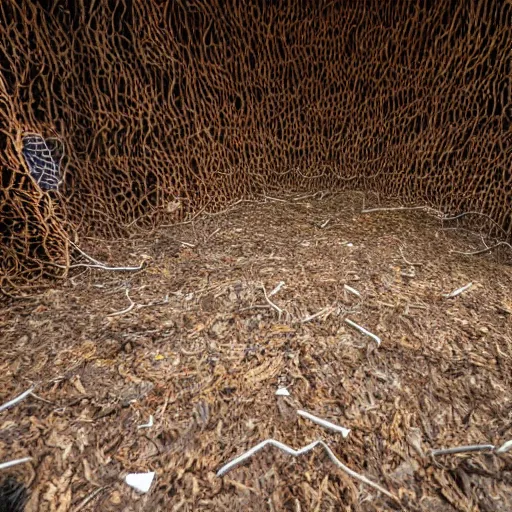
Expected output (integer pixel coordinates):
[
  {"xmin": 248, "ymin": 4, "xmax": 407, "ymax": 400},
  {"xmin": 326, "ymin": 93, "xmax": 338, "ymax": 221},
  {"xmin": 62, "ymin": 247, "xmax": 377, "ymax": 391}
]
[
  {"xmin": 297, "ymin": 410, "xmax": 351, "ymax": 437},
  {"xmin": 137, "ymin": 415, "xmax": 154, "ymax": 429},
  {"xmin": 125, "ymin": 472, "xmax": 155, "ymax": 493},
  {"xmin": 346, "ymin": 243, "xmax": 354, "ymax": 247},
  {"xmin": 269, "ymin": 281, "xmax": 285, "ymax": 297},
  {"xmin": 344, "ymin": 284, "xmax": 361, "ymax": 297},
  {"xmin": 443, "ymin": 282, "xmax": 473, "ymax": 298},
  {"xmin": 496, "ymin": 440, "xmax": 512, "ymax": 454},
  {"xmin": 344, "ymin": 318, "xmax": 381, "ymax": 347},
  {"xmin": 275, "ymin": 388, "xmax": 290, "ymax": 397}
]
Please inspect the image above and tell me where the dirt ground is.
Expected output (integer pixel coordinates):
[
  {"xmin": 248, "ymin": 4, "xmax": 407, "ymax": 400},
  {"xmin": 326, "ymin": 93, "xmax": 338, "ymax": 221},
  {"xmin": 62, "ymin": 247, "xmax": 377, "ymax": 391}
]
[{"xmin": 1, "ymin": 191, "xmax": 512, "ymax": 512}]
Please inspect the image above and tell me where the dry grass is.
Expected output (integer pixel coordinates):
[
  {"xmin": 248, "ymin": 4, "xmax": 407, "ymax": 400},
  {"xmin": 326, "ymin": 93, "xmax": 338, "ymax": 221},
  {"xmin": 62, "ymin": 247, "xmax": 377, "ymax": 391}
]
[{"xmin": 1, "ymin": 192, "xmax": 512, "ymax": 511}]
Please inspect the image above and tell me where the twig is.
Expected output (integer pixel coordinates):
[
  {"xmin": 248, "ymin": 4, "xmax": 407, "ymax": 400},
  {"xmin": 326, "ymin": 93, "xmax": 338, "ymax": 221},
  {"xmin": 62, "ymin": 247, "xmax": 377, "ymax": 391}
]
[
  {"xmin": 269, "ymin": 281, "xmax": 285, "ymax": 297},
  {"xmin": 361, "ymin": 205, "xmax": 442, "ymax": 217},
  {"xmin": 68, "ymin": 241, "xmax": 144, "ymax": 271},
  {"xmin": 453, "ymin": 241, "xmax": 512, "ymax": 256},
  {"xmin": 443, "ymin": 283, "xmax": 473, "ymax": 298},
  {"xmin": 297, "ymin": 410, "xmax": 351, "ymax": 438},
  {"xmin": 216, "ymin": 439, "xmax": 399, "ymax": 502},
  {"xmin": 0, "ymin": 387, "xmax": 34, "ymax": 413},
  {"xmin": 442, "ymin": 211, "xmax": 507, "ymax": 236},
  {"xmin": 320, "ymin": 219, "xmax": 330, "ymax": 228},
  {"xmin": 431, "ymin": 439, "xmax": 512, "ymax": 457},
  {"xmin": 107, "ymin": 288, "xmax": 135, "ymax": 317},
  {"xmin": 29, "ymin": 392, "xmax": 53, "ymax": 405},
  {"xmin": 293, "ymin": 190, "xmax": 329, "ymax": 201},
  {"xmin": 261, "ymin": 284, "xmax": 283, "ymax": 318},
  {"xmin": 301, "ymin": 306, "xmax": 335, "ymax": 324},
  {"xmin": 72, "ymin": 486, "xmax": 107, "ymax": 512},
  {"xmin": 344, "ymin": 284, "xmax": 361, "ymax": 298},
  {"xmin": 399, "ymin": 246, "xmax": 422, "ymax": 266},
  {"xmin": 263, "ymin": 195, "xmax": 289, "ymax": 203},
  {"xmin": 345, "ymin": 319, "xmax": 381, "ymax": 347},
  {"xmin": 107, "ymin": 290, "xmax": 169, "ymax": 317},
  {"xmin": 430, "ymin": 444, "xmax": 495, "ymax": 457},
  {"xmin": 53, "ymin": 262, "xmax": 144, "ymax": 271},
  {"xmin": 69, "ymin": 241, "xmax": 104, "ymax": 266},
  {"xmin": 205, "ymin": 228, "xmax": 221, "ymax": 241},
  {"xmin": 0, "ymin": 457, "xmax": 32, "ymax": 470}
]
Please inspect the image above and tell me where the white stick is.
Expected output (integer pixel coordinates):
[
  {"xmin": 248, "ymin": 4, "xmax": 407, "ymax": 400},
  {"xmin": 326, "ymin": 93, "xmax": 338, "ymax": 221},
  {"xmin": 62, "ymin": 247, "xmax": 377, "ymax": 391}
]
[
  {"xmin": 443, "ymin": 282, "xmax": 473, "ymax": 298},
  {"xmin": 269, "ymin": 281, "xmax": 285, "ymax": 297},
  {"xmin": 344, "ymin": 284, "xmax": 361, "ymax": 298},
  {"xmin": 430, "ymin": 444, "xmax": 495, "ymax": 457},
  {"xmin": 107, "ymin": 289, "xmax": 135, "ymax": 317},
  {"xmin": 0, "ymin": 387, "xmax": 34, "ymax": 413},
  {"xmin": 216, "ymin": 439, "xmax": 398, "ymax": 502},
  {"xmin": 297, "ymin": 410, "xmax": 351, "ymax": 438},
  {"xmin": 320, "ymin": 219, "xmax": 330, "ymax": 228},
  {"xmin": 137, "ymin": 415, "xmax": 154, "ymax": 429},
  {"xmin": 0, "ymin": 457, "xmax": 32, "ymax": 470},
  {"xmin": 344, "ymin": 319, "xmax": 381, "ymax": 347}
]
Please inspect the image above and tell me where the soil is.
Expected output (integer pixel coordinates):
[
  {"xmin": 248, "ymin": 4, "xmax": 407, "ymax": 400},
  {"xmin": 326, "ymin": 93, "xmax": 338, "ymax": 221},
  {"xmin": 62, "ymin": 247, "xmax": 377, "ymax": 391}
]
[{"xmin": 1, "ymin": 191, "xmax": 512, "ymax": 512}]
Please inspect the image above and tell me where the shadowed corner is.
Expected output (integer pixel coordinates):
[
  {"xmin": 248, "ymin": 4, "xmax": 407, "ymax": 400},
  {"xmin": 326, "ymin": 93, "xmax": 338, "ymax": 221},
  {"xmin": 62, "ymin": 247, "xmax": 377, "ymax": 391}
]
[{"xmin": 0, "ymin": 478, "xmax": 28, "ymax": 512}]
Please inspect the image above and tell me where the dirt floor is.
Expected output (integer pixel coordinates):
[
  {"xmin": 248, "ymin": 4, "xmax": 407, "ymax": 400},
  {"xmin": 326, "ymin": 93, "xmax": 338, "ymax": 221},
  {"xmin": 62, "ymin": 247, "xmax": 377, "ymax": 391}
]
[{"xmin": 1, "ymin": 191, "xmax": 512, "ymax": 512}]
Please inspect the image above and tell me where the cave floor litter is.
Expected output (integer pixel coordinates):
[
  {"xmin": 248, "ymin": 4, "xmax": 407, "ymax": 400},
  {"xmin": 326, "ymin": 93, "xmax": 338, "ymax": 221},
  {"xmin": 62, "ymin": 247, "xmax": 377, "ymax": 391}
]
[{"xmin": 1, "ymin": 191, "xmax": 512, "ymax": 511}]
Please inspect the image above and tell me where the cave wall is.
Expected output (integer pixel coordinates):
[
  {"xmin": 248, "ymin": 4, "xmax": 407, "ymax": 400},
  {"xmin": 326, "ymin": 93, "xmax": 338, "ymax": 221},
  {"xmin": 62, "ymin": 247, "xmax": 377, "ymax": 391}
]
[{"xmin": 1, "ymin": 0, "xmax": 511, "ymax": 287}]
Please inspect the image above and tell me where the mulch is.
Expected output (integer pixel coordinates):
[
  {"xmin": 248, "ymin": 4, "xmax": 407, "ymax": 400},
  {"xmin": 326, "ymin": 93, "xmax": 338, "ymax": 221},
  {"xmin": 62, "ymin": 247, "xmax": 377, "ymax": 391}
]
[{"xmin": 1, "ymin": 191, "xmax": 512, "ymax": 511}]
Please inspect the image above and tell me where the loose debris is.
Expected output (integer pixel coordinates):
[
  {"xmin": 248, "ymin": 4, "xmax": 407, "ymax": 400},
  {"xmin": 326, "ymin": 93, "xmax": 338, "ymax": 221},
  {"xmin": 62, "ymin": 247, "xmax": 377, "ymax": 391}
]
[
  {"xmin": 344, "ymin": 319, "xmax": 382, "ymax": 347},
  {"xmin": 297, "ymin": 410, "xmax": 351, "ymax": 438},
  {"xmin": 275, "ymin": 388, "xmax": 290, "ymax": 397},
  {"xmin": 216, "ymin": 439, "xmax": 399, "ymax": 502},
  {"xmin": 124, "ymin": 472, "xmax": 155, "ymax": 493},
  {"xmin": 443, "ymin": 282, "xmax": 473, "ymax": 298},
  {"xmin": 2, "ymin": 193, "xmax": 512, "ymax": 511}
]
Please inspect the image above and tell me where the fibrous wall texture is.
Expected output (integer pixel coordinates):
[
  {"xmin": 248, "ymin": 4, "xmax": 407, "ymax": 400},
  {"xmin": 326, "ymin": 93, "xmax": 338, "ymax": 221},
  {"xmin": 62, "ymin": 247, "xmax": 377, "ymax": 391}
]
[{"xmin": 1, "ymin": 0, "xmax": 511, "ymax": 287}]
